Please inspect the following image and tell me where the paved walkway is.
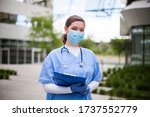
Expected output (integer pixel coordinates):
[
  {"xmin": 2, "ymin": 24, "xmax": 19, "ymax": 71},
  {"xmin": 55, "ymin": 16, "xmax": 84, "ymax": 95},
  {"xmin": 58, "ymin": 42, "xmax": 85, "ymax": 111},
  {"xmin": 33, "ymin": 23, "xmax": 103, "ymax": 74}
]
[
  {"xmin": 0, "ymin": 64, "xmax": 44, "ymax": 100},
  {"xmin": 0, "ymin": 64, "xmax": 110, "ymax": 100}
]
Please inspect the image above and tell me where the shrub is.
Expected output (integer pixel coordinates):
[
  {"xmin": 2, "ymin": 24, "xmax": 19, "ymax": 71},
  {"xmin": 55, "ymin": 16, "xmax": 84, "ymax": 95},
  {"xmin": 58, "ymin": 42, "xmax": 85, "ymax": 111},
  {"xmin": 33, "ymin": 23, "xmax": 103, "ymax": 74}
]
[
  {"xmin": 99, "ymin": 82, "xmax": 105, "ymax": 87},
  {"xmin": 105, "ymin": 79, "xmax": 112, "ymax": 87},
  {"xmin": 104, "ymin": 65, "xmax": 150, "ymax": 99},
  {"xmin": 107, "ymin": 68, "xmax": 112, "ymax": 74},
  {"xmin": 92, "ymin": 89, "xmax": 98, "ymax": 94},
  {"xmin": 0, "ymin": 69, "xmax": 17, "ymax": 80},
  {"xmin": 103, "ymin": 71, "xmax": 108, "ymax": 77},
  {"xmin": 99, "ymin": 89, "xmax": 107, "ymax": 95}
]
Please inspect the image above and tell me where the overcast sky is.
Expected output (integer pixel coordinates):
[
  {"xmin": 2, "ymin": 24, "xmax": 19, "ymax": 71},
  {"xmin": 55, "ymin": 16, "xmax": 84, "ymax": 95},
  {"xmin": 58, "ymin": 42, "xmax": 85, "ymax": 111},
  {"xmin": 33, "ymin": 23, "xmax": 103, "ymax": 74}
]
[{"xmin": 53, "ymin": 0, "xmax": 125, "ymax": 42}]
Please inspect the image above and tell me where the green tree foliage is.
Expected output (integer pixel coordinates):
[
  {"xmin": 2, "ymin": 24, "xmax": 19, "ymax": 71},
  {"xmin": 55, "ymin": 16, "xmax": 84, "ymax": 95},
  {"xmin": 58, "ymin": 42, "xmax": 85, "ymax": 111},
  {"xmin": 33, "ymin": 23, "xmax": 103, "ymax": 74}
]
[
  {"xmin": 29, "ymin": 16, "xmax": 62, "ymax": 53},
  {"xmin": 110, "ymin": 38, "xmax": 126, "ymax": 64},
  {"xmin": 97, "ymin": 42, "xmax": 113, "ymax": 55},
  {"xmin": 79, "ymin": 37, "xmax": 95, "ymax": 49},
  {"xmin": 80, "ymin": 38, "xmax": 113, "ymax": 55},
  {"xmin": 79, "ymin": 37, "xmax": 104, "ymax": 54}
]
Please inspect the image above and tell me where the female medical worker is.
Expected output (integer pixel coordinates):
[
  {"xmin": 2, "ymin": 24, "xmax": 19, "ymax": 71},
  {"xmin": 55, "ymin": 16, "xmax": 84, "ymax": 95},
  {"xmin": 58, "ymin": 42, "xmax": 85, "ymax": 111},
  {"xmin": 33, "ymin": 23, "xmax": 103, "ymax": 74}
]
[{"xmin": 39, "ymin": 15, "xmax": 102, "ymax": 100}]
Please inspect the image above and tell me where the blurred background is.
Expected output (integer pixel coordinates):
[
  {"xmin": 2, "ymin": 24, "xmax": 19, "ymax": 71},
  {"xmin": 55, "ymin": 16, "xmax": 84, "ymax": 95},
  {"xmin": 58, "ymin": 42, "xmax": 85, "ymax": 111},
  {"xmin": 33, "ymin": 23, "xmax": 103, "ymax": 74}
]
[{"xmin": 0, "ymin": 0, "xmax": 150, "ymax": 100}]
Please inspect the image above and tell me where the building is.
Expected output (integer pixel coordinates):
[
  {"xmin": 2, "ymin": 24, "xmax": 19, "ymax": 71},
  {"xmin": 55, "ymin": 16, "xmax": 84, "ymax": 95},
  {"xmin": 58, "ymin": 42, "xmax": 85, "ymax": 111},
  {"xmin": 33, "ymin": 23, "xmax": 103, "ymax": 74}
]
[
  {"xmin": 0, "ymin": 0, "xmax": 52, "ymax": 64},
  {"xmin": 120, "ymin": 0, "xmax": 150, "ymax": 65}
]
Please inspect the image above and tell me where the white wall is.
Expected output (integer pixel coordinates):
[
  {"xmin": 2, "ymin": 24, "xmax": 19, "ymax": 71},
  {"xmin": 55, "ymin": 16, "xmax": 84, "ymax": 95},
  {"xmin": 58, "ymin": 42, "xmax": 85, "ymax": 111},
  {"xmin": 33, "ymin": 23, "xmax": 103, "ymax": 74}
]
[
  {"xmin": 0, "ymin": 23, "xmax": 29, "ymax": 40},
  {"xmin": 0, "ymin": 0, "xmax": 51, "ymax": 17},
  {"xmin": 0, "ymin": 0, "xmax": 52, "ymax": 40}
]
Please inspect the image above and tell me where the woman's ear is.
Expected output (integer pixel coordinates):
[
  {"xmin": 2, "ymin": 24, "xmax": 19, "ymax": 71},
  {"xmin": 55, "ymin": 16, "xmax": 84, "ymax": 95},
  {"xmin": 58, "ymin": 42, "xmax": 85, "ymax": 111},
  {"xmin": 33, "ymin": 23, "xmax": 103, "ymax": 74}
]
[{"xmin": 64, "ymin": 26, "xmax": 68, "ymax": 34}]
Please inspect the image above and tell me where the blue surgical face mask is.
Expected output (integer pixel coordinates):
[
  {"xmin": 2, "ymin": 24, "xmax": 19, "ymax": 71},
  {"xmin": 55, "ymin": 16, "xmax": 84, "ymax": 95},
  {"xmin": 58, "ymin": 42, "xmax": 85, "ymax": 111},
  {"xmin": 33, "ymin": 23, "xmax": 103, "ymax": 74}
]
[{"xmin": 67, "ymin": 30, "xmax": 84, "ymax": 45}]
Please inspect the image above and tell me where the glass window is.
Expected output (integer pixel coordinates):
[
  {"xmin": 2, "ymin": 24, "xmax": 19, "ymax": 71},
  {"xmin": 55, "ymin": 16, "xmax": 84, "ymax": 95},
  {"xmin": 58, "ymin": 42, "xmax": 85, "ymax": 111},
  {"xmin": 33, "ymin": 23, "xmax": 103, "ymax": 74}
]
[
  {"xmin": 0, "ymin": 39, "xmax": 1, "ymax": 47},
  {"xmin": 2, "ymin": 49, "xmax": 9, "ymax": 64},
  {"xmin": 2, "ymin": 39, "xmax": 9, "ymax": 48},
  {"xmin": 18, "ymin": 49, "xmax": 25, "ymax": 64},
  {"xmin": 34, "ymin": 51, "xmax": 39, "ymax": 63},
  {"xmin": 0, "ymin": 12, "xmax": 17, "ymax": 24},
  {"xmin": 32, "ymin": 0, "xmax": 48, "ymax": 7},
  {"xmin": 131, "ymin": 26, "xmax": 150, "ymax": 65},
  {"xmin": 26, "ymin": 49, "xmax": 32, "ymax": 63},
  {"xmin": 17, "ymin": 0, "xmax": 48, "ymax": 7},
  {"xmin": 131, "ymin": 26, "xmax": 143, "ymax": 64},
  {"xmin": 9, "ymin": 40, "xmax": 18, "ymax": 48},
  {"xmin": 144, "ymin": 26, "xmax": 150, "ymax": 64},
  {"xmin": 145, "ymin": 26, "xmax": 150, "ymax": 35},
  {"xmin": 10, "ymin": 49, "xmax": 17, "ymax": 64}
]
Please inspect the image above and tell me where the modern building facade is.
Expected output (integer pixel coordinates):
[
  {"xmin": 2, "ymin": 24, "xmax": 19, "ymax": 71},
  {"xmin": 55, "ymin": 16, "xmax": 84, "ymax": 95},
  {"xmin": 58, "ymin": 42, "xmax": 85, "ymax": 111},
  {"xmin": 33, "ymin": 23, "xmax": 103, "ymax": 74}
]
[
  {"xmin": 0, "ymin": 0, "xmax": 52, "ymax": 64},
  {"xmin": 120, "ymin": 0, "xmax": 150, "ymax": 65}
]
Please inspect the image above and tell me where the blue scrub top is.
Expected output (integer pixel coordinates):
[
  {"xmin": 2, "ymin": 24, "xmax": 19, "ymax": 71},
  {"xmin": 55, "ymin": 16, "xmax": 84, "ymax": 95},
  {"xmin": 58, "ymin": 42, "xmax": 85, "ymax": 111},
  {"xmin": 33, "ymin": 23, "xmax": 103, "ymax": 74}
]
[{"xmin": 39, "ymin": 47, "xmax": 102, "ymax": 100}]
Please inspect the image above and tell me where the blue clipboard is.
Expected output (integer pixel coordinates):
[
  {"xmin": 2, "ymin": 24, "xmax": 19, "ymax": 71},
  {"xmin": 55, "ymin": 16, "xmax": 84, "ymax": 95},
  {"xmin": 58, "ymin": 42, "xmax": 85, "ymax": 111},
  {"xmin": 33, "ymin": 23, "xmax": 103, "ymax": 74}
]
[{"xmin": 54, "ymin": 72, "xmax": 86, "ymax": 86}]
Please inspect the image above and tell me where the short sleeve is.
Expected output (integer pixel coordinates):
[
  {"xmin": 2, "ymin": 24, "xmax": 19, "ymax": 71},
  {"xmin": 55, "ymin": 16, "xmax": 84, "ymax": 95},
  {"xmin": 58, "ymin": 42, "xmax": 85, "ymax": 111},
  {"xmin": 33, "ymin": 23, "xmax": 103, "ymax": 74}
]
[
  {"xmin": 39, "ymin": 54, "xmax": 55, "ymax": 84},
  {"xmin": 92, "ymin": 56, "xmax": 102, "ymax": 82}
]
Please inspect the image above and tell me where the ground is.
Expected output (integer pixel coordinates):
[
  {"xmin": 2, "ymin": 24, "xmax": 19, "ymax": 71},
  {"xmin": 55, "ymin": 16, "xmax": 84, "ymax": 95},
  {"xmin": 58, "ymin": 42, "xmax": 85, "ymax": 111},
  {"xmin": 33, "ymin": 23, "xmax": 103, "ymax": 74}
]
[
  {"xmin": 0, "ymin": 64, "xmax": 110, "ymax": 100},
  {"xmin": 0, "ymin": 56, "xmax": 124, "ymax": 100}
]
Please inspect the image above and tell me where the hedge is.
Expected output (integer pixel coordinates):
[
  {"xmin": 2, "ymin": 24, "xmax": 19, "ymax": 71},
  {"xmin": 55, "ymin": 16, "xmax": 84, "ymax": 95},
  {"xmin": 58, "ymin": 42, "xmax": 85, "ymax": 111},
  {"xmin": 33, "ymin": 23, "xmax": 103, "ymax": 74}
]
[{"xmin": 0, "ymin": 69, "xmax": 17, "ymax": 80}]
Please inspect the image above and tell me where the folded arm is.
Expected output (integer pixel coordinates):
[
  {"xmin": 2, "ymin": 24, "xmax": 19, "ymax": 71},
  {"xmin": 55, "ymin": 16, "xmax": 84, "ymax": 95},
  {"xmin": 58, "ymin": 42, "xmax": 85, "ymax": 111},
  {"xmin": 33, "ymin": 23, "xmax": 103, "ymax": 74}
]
[
  {"xmin": 43, "ymin": 84, "xmax": 72, "ymax": 94},
  {"xmin": 43, "ymin": 80, "xmax": 99, "ymax": 94}
]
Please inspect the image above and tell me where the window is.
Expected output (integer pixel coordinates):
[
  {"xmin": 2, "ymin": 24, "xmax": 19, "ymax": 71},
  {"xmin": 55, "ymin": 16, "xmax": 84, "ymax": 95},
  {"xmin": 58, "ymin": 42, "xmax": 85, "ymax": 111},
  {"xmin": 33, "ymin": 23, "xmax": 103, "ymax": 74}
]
[
  {"xmin": 0, "ymin": 12, "xmax": 17, "ymax": 24},
  {"xmin": 144, "ymin": 26, "xmax": 150, "ymax": 64},
  {"xmin": 131, "ymin": 25, "xmax": 150, "ymax": 65}
]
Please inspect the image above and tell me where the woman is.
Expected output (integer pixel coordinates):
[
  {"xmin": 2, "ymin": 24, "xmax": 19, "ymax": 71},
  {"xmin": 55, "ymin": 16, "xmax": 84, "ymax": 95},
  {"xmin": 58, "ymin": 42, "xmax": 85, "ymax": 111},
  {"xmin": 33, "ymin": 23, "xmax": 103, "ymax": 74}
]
[{"xmin": 39, "ymin": 15, "xmax": 102, "ymax": 100}]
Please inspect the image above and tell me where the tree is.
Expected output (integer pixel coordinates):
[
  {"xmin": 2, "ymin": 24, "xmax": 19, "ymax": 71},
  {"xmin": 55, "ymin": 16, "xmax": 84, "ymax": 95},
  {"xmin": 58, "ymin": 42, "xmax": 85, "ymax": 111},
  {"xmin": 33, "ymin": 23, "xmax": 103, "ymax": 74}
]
[
  {"xmin": 110, "ymin": 38, "xmax": 126, "ymax": 64},
  {"xmin": 79, "ymin": 37, "xmax": 95, "ymax": 49},
  {"xmin": 29, "ymin": 15, "xmax": 62, "ymax": 59}
]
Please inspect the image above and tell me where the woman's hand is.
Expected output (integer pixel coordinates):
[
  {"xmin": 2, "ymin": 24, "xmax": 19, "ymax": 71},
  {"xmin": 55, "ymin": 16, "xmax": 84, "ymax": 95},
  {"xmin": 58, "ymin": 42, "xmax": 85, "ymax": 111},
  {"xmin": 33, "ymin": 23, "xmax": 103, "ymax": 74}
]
[{"xmin": 70, "ymin": 83, "xmax": 90, "ymax": 95}]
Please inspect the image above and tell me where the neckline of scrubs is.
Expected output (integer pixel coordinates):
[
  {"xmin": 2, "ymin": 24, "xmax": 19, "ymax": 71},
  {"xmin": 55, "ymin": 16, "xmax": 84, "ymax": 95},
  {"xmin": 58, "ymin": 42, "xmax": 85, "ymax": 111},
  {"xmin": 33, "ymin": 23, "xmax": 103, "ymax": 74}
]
[{"xmin": 68, "ymin": 48, "xmax": 82, "ymax": 63}]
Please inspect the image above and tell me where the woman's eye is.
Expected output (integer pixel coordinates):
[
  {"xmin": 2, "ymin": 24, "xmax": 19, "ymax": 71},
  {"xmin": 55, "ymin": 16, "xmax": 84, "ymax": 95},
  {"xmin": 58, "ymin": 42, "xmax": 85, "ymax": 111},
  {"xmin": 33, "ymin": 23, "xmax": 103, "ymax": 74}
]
[
  {"xmin": 71, "ymin": 27, "xmax": 84, "ymax": 32},
  {"xmin": 80, "ymin": 29, "xmax": 84, "ymax": 32},
  {"xmin": 71, "ymin": 27, "xmax": 77, "ymax": 30}
]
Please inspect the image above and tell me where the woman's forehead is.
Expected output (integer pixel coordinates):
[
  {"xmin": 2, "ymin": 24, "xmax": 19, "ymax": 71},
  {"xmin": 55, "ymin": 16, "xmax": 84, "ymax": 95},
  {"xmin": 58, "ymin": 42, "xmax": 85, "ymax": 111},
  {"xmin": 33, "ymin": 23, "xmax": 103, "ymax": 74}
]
[{"xmin": 69, "ymin": 21, "xmax": 85, "ymax": 28}]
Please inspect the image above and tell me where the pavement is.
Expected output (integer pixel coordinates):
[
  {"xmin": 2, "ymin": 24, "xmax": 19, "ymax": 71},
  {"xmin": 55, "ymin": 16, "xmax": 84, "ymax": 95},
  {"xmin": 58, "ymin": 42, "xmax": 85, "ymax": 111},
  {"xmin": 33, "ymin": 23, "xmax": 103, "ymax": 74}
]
[
  {"xmin": 0, "ymin": 64, "xmax": 110, "ymax": 100},
  {"xmin": 0, "ymin": 64, "xmax": 44, "ymax": 100}
]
